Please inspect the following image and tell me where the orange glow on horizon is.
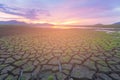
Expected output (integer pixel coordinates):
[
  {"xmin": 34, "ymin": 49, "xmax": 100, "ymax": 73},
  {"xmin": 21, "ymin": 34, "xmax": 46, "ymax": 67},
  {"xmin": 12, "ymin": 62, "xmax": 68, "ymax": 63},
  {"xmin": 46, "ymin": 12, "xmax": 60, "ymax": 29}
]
[
  {"xmin": 51, "ymin": 26, "xmax": 72, "ymax": 29},
  {"xmin": 32, "ymin": 19, "xmax": 97, "ymax": 25}
]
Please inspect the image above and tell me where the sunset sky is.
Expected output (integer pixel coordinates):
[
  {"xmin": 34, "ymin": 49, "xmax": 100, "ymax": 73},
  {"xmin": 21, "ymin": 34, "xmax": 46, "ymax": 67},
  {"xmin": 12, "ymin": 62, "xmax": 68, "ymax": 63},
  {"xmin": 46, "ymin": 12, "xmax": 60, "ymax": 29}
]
[{"xmin": 0, "ymin": 0, "xmax": 120, "ymax": 25}]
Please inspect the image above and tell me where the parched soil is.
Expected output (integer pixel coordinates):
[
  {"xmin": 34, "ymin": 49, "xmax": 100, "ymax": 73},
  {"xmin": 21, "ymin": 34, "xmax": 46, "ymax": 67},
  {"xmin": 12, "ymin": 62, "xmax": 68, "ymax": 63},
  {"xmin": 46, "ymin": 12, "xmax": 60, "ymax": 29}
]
[{"xmin": 0, "ymin": 28, "xmax": 120, "ymax": 80}]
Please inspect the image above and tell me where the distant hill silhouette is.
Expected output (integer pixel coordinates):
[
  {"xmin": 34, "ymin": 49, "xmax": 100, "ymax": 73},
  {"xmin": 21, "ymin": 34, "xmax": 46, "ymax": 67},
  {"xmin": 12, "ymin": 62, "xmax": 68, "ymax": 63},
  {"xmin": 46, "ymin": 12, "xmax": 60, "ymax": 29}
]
[
  {"xmin": 32, "ymin": 23, "xmax": 54, "ymax": 27},
  {"xmin": 94, "ymin": 23, "xmax": 103, "ymax": 26},
  {"xmin": 0, "ymin": 20, "xmax": 119, "ymax": 28},
  {"xmin": 0, "ymin": 20, "xmax": 54, "ymax": 27},
  {"xmin": 113, "ymin": 22, "xmax": 120, "ymax": 25},
  {"xmin": 0, "ymin": 20, "xmax": 26, "ymax": 25}
]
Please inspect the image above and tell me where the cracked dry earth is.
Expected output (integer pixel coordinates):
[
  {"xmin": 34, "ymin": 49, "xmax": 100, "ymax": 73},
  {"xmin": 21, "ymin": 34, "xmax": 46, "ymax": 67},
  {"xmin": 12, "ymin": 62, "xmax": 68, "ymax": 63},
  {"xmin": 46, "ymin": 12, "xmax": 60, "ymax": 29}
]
[{"xmin": 0, "ymin": 28, "xmax": 120, "ymax": 80}]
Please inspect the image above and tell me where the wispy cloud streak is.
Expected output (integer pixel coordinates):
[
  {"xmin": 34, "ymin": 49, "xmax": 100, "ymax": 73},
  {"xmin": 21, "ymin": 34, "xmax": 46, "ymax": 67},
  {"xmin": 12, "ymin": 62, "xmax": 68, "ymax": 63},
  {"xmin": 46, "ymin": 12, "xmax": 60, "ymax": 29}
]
[{"xmin": 0, "ymin": 3, "xmax": 50, "ymax": 19}]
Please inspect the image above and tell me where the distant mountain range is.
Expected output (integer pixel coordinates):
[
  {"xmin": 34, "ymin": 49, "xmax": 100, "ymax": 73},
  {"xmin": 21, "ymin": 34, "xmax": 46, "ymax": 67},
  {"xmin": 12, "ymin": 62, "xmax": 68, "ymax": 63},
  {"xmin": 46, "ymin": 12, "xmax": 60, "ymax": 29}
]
[
  {"xmin": 0, "ymin": 20, "xmax": 120, "ymax": 27},
  {"xmin": 0, "ymin": 20, "xmax": 26, "ymax": 25},
  {"xmin": 0, "ymin": 20, "xmax": 54, "ymax": 27},
  {"xmin": 113, "ymin": 22, "xmax": 120, "ymax": 25}
]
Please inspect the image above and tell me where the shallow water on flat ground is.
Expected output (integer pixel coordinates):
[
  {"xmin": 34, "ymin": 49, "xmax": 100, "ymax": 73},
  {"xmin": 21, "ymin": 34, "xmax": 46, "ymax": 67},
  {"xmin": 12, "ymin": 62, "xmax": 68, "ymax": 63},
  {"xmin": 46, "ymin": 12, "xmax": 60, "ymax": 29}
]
[
  {"xmin": 95, "ymin": 28, "xmax": 120, "ymax": 33},
  {"xmin": 0, "ymin": 28, "xmax": 120, "ymax": 80}
]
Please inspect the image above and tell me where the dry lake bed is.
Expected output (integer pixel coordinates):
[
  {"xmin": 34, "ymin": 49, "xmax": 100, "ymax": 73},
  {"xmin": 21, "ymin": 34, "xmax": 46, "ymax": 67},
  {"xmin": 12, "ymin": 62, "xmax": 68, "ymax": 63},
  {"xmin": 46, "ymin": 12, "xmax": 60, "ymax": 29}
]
[{"xmin": 0, "ymin": 27, "xmax": 120, "ymax": 80}]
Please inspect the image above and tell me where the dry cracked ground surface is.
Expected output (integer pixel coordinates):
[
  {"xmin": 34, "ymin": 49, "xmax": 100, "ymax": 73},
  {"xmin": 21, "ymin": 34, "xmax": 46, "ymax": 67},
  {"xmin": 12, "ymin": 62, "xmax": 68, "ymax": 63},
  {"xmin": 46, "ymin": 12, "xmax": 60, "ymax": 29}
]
[{"xmin": 0, "ymin": 28, "xmax": 120, "ymax": 80}]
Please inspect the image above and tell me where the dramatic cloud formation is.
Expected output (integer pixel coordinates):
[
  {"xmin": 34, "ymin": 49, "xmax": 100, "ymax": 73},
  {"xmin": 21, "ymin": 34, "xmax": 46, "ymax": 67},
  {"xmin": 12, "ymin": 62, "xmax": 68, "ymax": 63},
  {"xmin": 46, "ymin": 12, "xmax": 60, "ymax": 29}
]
[
  {"xmin": 0, "ymin": 0, "xmax": 120, "ymax": 25},
  {"xmin": 0, "ymin": 3, "xmax": 50, "ymax": 19}
]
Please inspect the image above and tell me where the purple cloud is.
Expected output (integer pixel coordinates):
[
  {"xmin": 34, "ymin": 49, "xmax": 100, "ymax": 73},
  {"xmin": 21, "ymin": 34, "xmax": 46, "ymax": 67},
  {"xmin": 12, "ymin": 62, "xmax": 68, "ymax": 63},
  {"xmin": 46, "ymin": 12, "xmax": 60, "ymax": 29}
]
[{"xmin": 0, "ymin": 4, "xmax": 50, "ymax": 19}]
